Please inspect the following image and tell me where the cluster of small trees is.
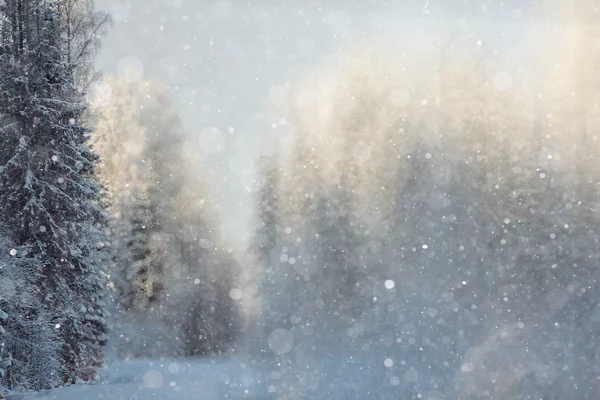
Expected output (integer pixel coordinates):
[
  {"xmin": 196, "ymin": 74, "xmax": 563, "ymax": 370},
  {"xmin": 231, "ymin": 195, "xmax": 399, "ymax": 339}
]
[
  {"xmin": 250, "ymin": 18, "xmax": 600, "ymax": 399},
  {"xmin": 92, "ymin": 79, "xmax": 240, "ymax": 359}
]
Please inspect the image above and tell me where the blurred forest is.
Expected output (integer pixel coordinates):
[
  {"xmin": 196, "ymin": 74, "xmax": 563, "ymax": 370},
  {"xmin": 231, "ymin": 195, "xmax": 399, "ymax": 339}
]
[
  {"xmin": 1, "ymin": 1, "xmax": 600, "ymax": 399},
  {"xmin": 249, "ymin": 4, "xmax": 600, "ymax": 397}
]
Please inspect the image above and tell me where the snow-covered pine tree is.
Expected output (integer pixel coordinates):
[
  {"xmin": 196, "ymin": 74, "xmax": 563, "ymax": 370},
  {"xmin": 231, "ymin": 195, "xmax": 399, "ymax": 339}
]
[
  {"xmin": 0, "ymin": 0, "xmax": 107, "ymax": 385},
  {"xmin": 249, "ymin": 155, "xmax": 281, "ymax": 339},
  {"xmin": 118, "ymin": 191, "xmax": 163, "ymax": 312},
  {"xmin": 253, "ymin": 156, "xmax": 280, "ymax": 265},
  {"xmin": 0, "ymin": 233, "xmax": 61, "ymax": 392}
]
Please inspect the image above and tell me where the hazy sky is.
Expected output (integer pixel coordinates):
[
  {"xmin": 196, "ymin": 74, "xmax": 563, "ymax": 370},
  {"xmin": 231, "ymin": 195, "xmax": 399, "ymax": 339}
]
[{"xmin": 93, "ymin": 0, "xmax": 542, "ymax": 247}]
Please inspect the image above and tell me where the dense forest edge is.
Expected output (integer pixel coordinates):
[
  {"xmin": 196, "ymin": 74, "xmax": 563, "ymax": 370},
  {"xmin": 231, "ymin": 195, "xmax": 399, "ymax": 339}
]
[{"xmin": 1, "ymin": 1, "xmax": 600, "ymax": 399}]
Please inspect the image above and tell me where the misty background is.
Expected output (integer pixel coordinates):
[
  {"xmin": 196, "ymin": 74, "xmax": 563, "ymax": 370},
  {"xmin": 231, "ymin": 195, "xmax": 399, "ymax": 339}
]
[{"xmin": 92, "ymin": 0, "xmax": 548, "ymax": 247}]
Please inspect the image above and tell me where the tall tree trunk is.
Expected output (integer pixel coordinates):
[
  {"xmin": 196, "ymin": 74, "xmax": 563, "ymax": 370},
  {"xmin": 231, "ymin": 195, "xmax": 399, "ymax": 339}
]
[
  {"xmin": 11, "ymin": 0, "xmax": 18, "ymax": 55},
  {"xmin": 17, "ymin": 0, "xmax": 23, "ymax": 53},
  {"xmin": 22, "ymin": 0, "xmax": 27, "ymax": 47},
  {"xmin": 66, "ymin": 0, "xmax": 71, "ymax": 64}
]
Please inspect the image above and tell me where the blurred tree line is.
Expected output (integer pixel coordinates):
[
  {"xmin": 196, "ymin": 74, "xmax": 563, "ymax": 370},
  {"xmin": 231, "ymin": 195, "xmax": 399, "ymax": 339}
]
[{"xmin": 250, "ymin": 12, "xmax": 600, "ymax": 397}]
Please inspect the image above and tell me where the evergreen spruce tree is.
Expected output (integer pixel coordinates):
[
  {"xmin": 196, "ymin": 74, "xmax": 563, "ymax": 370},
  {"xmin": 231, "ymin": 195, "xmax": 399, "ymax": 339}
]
[
  {"xmin": 251, "ymin": 156, "xmax": 281, "ymax": 336},
  {"xmin": 117, "ymin": 193, "xmax": 161, "ymax": 312},
  {"xmin": 0, "ymin": 0, "xmax": 107, "ymax": 385}
]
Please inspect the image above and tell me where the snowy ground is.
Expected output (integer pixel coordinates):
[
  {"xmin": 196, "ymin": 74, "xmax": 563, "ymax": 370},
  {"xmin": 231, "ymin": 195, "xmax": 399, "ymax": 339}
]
[
  {"xmin": 8, "ymin": 351, "xmax": 448, "ymax": 399},
  {"xmin": 10, "ymin": 358, "xmax": 275, "ymax": 400}
]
